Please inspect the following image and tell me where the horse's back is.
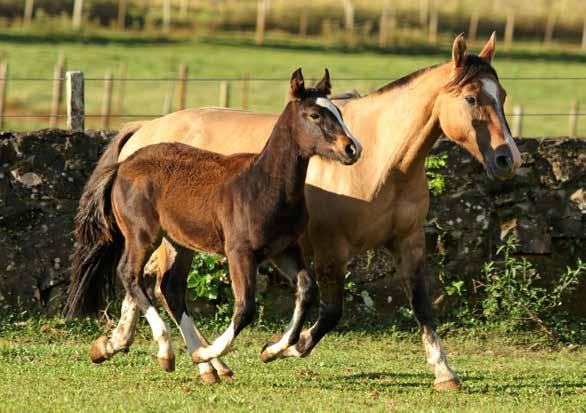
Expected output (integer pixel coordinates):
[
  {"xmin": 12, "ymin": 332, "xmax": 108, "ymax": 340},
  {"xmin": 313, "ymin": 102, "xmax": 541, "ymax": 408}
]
[{"xmin": 118, "ymin": 108, "xmax": 277, "ymax": 161}]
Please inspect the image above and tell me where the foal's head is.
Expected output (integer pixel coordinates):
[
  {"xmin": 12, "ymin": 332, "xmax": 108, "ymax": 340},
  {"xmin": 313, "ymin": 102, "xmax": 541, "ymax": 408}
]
[
  {"xmin": 286, "ymin": 68, "xmax": 362, "ymax": 165},
  {"xmin": 435, "ymin": 33, "xmax": 522, "ymax": 180}
]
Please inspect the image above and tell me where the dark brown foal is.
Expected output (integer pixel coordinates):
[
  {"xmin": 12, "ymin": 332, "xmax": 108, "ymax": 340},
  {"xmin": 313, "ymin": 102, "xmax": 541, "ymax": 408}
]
[{"xmin": 69, "ymin": 68, "xmax": 361, "ymax": 372}]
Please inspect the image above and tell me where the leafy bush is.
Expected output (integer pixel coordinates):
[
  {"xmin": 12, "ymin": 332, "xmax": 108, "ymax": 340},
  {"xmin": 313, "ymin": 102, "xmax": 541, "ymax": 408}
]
[
  {"xmin": 187, "ymin": 252, "xmax": 230, "ymax": 302},
  {"xmin": 476, "ymin": 237, "xmax": 585, "ymax": 343},
  {"xmin": 425, "ymin": 153, "xmax": 447, "ymax": 196}
]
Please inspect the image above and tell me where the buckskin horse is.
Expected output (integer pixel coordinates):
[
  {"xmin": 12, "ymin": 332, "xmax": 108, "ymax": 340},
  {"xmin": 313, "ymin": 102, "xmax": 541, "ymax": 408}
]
[
  {"xmin": 67, "ymin": 69, "xmax": 361, "ymax": 377},
  {"xmin": 68, "ymin": 34, "xmax": 521, "ymax": 390}
]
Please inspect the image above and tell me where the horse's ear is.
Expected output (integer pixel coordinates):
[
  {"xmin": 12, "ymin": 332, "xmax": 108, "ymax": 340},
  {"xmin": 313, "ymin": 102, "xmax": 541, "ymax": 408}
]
[
  {"xmin": 290, "ymin": 68, "xmax": 306, "ymax": 99},
  {"xmin": 315, "ymin": 68, "xmax": 332, "ymax": 96},
  {"xmin": 451, "ymin": 33, "xmax": 467, "ymax": 68},
  {"xmin": 478, "ymin": 32, "xmax": 496, "ymax": 64}
]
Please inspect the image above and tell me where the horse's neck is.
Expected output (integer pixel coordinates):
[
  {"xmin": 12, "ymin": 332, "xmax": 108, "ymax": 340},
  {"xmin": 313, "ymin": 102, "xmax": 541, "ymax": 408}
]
[
  {"xmin": 344, "ymin": 65, "xmax": 447, "ymax": 200},
  {"xmin": 250, "ymin": 115, "xmax": 308, "ymax": 203}
]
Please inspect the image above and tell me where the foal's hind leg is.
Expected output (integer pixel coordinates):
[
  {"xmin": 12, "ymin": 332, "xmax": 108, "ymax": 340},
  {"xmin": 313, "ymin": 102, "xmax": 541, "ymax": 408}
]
[
  {"xmin": 118, "ymin": 245, "xmax": 176, "ymax": 372},
  {"xmin": 191, "ymin": 247, "xmax": 256, "ymax": 363},
  {"xmin": 90, "ymin": 293, "xmax": 138, "ymax": 363},
  {"xmin": 154, "ymin": 241, "xmax": 234, "ymax": 383},
  {"xmin": 396, "ymin": 227, "xmax": 460, "ymax": 391},
  {"xmin": 260, "ymin": 244, "xmax": 317, "ymax": 362}
]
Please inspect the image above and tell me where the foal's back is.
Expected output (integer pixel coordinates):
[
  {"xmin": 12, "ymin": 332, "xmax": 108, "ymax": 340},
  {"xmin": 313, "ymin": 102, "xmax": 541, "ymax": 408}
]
[{"xmin": 114, "ymin": 143, "xmax": 256, "ymax": 252}]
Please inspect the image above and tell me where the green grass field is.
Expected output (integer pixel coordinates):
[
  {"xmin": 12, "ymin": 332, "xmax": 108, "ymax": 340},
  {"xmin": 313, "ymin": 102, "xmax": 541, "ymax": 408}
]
[
  {"xmin": 0, "ymin": 28, "xmax": 585, "ymax": 136},
  {"xmin": 0, "ymin": 318, "xmax": 584, "ymax": 412}
]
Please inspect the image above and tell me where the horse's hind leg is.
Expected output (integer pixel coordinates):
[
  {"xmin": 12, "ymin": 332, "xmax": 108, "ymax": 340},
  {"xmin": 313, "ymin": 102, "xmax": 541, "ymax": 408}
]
[
  {"xmin": 191, "ymin": 247, "xmax": 256, "ymax": 363},
  {"xmin": 90, "ymin": 293, "xmax": 138, "ymax": 363},
  {"xmin": 118, "ymin": 243, "xmax": 176, "ymax": 372},
  {"xmin": 260, "ymin": 244, "xmax": 317, "ymax": 362},
  {"xmin": 396, "ymin": 227, "xmax": 460, "ymax": 391},
  {"xmin": 154, "ymin": 241, "xmax": 234, "ymax": 383}
]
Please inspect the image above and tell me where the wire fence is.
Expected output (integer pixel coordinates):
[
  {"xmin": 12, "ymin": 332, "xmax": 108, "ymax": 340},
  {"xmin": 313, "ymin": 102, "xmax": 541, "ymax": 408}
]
[{"xmin": 0, "ymin": 74, "xmax": 584, "ymax": 136}]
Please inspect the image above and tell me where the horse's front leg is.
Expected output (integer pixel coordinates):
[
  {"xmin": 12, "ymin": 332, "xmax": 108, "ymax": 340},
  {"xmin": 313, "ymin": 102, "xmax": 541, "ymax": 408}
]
[
  {"xmin": 279, "ymin": 252, "xmax": 346, "ymax": 359},
  {"xmin": 396, "ymin": 227, "xmax": 460, "ymax": 391},
  {"xmin": 260, "ymin": 244, "xmax": 317, "ymax": 362},
  {"xmin": 191, "ymin": 247, "xmax": 256, "ymax": 363}
]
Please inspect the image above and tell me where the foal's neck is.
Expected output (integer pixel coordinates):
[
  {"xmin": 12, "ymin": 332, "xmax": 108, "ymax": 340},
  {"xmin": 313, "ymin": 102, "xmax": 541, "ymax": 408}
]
[{"xmin": 251, "ymin": 106, "xmax": 309, "ymax": 203}]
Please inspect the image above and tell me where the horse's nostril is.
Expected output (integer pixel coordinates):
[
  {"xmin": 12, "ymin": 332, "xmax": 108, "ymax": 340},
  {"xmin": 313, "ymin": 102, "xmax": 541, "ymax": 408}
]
[
  {"xmin": 495, "ymin": 154, "xmax": 512, "ymax": 170},
  {"xmin": 345, "ymin": 143, "xmax": 356, "ymax": 157}
]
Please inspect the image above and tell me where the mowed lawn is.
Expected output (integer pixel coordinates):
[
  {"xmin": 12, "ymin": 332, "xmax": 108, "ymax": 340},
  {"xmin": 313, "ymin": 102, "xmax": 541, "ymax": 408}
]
[
  {"xmin": 0, "ymin": 29, "xmax": 585, "ymax": 136},
  {"xmin": 0, "ymin": 320, "xmax": 584, "ymax": 413}
]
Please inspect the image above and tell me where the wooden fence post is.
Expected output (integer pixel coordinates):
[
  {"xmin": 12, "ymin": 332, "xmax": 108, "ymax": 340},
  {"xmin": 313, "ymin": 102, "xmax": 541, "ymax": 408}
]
[
  {"xmin": 163, "ymin": 81, "xmax": 174, "ymax": 115},
  {"xmin": 255, "ymin": 0, "xmax": 269, "ymax": 46},
  {"xmin": 299, "ymin": 4, "xmax": 308, "ymax": 37},
  {"xmin": 179, "ymin": 0, "xmax": 189, "ymax": 20},
  {"xmin": 0, "ymin": 63, "xmax": 7, "ymax": 131},
  {"xmin": 101, "ymin": 71, "xmax": 113, "ymax": 129},
  {"xmin": 468, "ymin": 10, "xmax": 479, "ymax": 41},
  {"xmin": 582, "ymin": 16, "xmax": 586, "ymax": 51},
  {"xmin": 569, "ymin": 101, "xmax": 578, "ymax": 137},
  {"xmin": 378, "ymin": 0, "xmax": 389, "ymax": 49},
  {"xmin": 512, "ymin": 105, "xmax": 523, "ymax": 137},
  {"xmin": 116, "ymin": 62, "xmax": 126, "ymax": 114},
  {"xmin": 342, "ymin": 0, "xmax": 355, "ymax": 44},
  {"xmin": 219, "ymin": 81, "xmax": 230, "ymax": 108},
  {"xmin": 419, "ymin": 0, "xmax": 429, "ymax": 27},
  {"xmin": 241, "ymin": 72, "xmax": 249, "ymax": 110},
  {"xmin": 49, "ymin": 53, "xmax": 65, "ymax": 128},
  {"xmin": 72, "ymin": 0, "xmax": 84, "ymax": 31},
  {"xmin": 162, "ymin": 0, "xmax": 171, "ymax": 33},
  {"xmin": 504, "ymin": 10, "xmax": 514, "ymax": 50},
  {"xmin": 544, "ymin": 12, "xmax": 556, "ymax": 44},
  {"xmin": 24, "ymin": 0, "xmax": 34, "ymax": 26},
  {"xmin": 66, "ymin": 71, "xmax": 84, "ymax": 132},
  {"xmin": 428, "ymin": 0, "xmax": 438, "ymax": 45},
  {"xmin": 118, "ymin": 0, "xmax": 127, "ymax": 31},
  {"xmin": 177, "ymin": 64, "xmax": 188, "ymax": 110}
]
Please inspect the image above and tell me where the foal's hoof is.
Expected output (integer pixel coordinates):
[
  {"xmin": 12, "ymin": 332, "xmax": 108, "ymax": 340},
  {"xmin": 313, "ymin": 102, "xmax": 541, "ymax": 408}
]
[
  {"xmin": 260, "ymin": 344, "xmax": 280, "ymax": 363},
  {"xmin": 90, "ymin": 335, "xmax": 110, "ymax": 364},
  {"xmin": 219, "ymin": 370, "xmax": 235, "ymax": 381},
  {"xmin": 434, "ymin": 378, "xmax": 462, "ymax": 391},
  {"xmin": 200, "ymin": 370, "xmax": 220, "ymax": 384},
  {"xmin": 157, "ymin": 356, "xmax": 175, "ymax": 373}
]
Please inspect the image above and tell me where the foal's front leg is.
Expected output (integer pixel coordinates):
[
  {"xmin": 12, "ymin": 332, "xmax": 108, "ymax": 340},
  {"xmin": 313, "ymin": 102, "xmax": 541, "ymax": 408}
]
[
  {"xmin": 260, "ymin": 244, "xmax": 317, "ymax": 362},
  {"xmin": 191, "ymin": 247, "xmax": 256, "ymax": 363}
]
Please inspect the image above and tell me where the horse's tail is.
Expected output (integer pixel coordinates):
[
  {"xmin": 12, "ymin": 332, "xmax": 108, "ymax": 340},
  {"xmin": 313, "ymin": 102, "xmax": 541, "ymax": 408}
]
[{"xmin": 65, "ymin": 122, "xmax": 142, "ymax": 318}]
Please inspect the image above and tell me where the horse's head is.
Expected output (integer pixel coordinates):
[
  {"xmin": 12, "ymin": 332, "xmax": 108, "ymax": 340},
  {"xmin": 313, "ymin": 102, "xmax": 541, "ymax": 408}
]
[
  {"xmin": 288, "ymin": 68, "xmax": 362, "ymax": 165},
  {"xmin": 435, "ymin": 33, "xmax": 522, "ymax": 180}
]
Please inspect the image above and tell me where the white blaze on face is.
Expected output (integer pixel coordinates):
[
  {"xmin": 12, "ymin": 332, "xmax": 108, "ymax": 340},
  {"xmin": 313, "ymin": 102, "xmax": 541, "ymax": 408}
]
[
  {"xmin": 481, "ymin": 78, "xmax": 523, "ymax": 167},
  {"xmin": 315, "ymin": 97, "xmax": 362, "ymax": 155}
]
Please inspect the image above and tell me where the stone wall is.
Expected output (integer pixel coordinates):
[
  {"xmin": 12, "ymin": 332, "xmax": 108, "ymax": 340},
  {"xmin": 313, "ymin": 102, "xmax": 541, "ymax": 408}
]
[{"xmin": 0, "ymin": 130, "xmax": 584, "ymax": 317}]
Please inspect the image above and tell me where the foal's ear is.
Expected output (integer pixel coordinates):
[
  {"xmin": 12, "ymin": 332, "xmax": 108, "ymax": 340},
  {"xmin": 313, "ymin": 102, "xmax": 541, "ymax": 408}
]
[
  {"xmin": 478, "ymin": 31, "xmax": 496, "ymax": 64},
  {"xmin": 315, "ymin": 68, "xmax": 332, "ymax": 96},
  {"xmin": 451, "ymin": 33, "xmax": 467, "ymax": 68},
  {"xmin": 290, "ymin": 68, "xmax": 306, "ymax": 99}
]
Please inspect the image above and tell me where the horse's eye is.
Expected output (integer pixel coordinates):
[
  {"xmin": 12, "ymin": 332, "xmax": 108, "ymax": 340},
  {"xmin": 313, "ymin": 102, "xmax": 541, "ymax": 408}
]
[
  {"xmin": 309, "ymin": 113, "xmax": 320, "ymax": 120},
  {"xmin": 465, "ymin": 96, "xmax": 477, "ymax": 105}
]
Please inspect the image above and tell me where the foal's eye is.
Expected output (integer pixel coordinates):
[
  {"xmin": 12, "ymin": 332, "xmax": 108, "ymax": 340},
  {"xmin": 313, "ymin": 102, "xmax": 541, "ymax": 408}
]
[
  {"xmin": 465, "ymin": 96, "xmax": 477, "ymax": 105},
  {"xmin": 309, "ymin": 113, "xmax": 320, "ymax": 120}
]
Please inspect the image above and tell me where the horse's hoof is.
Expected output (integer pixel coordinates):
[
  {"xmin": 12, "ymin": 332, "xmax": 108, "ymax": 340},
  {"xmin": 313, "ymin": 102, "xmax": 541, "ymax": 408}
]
[
  {"xmin": 157, "ymin": 356, "xmax": 175, "ymax": 373},
  {"xmin": 260, "ymin": 345, "xmax": 279, "ymax": 363},
  {"xmin": 200, "ymin": 370, "xmax": 220, "ymax": 384},
  {"xmin": 219, "ymin": 370, "xmax": 235, "ymax": 381},
  {"xmin": 434, "ymin": 378, "xmax": 461, "ymax": 391},
  {"xmin": 89, "ymin": 336, "xmax": 110, "ymax": 364}
]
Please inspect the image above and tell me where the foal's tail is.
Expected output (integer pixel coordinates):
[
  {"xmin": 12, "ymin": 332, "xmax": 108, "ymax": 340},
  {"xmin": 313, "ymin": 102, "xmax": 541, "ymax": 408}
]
[{"xmin": 65, "ymin": 123, "xmax": 142, "ymax": 318}]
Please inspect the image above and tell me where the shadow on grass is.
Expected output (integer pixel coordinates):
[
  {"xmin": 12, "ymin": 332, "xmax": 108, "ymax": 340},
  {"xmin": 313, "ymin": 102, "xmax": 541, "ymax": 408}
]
[
  {"xmin": 0, "ymin": 31, "xmax": 183, "ymax": 46},
  {"xmin": 200, "ymin": 35, "xmax": 586, "ymax": 63}
]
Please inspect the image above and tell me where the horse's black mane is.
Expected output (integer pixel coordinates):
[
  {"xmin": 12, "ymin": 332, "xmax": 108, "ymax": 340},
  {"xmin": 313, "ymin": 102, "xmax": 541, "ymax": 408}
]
[{"xmin": 374, "ymin": 54, "xmax": 497, "ymax": 95}]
